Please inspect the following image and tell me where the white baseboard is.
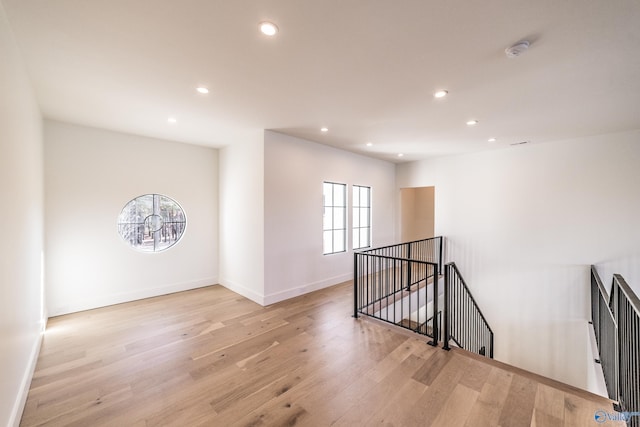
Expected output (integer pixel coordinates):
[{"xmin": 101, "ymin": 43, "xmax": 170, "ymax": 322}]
[
  {"xmin": 219, "ymin": 278, "xmax": 265, "ymax": 305},
  {"xmin": 9, "ymin": 324, "xmax": 45, "ymax": 427},
  {"xmin": 263, "ymin": 273, "xmax": 353, "ymax": 306},
  {"xmin": 48, "ymin": 277, "xmax": 218, "ymax": 316}
]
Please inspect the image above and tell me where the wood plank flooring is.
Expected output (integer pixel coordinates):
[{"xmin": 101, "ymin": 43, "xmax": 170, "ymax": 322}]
[{"xmin": 20, "ymin": 282, "xmax": 621, "ymax": 426}]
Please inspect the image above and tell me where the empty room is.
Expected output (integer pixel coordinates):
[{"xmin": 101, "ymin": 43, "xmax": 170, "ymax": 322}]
[{"xmin": 2, "ymin": 1, "xmax": 639, "ymax": 426}]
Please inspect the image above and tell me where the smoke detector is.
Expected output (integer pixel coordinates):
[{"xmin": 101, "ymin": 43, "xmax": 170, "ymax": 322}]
[{"xmin": 505, "ymin": 40, "xmax": 530, "ymax": 58}]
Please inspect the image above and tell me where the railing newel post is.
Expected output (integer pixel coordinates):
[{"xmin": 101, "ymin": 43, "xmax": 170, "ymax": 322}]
[
  {"xmin": 353, "ymin": 252, "xmax": 359, "ymax": 318},
  {"xmin": 438, "ymin": 236, "xmax": 443, "ymax": 275},
  {"xmin": 443, "ymin": 263, "xmax": 450, "ymax": 351},
  {"xmin": 489, "ymin": 332, "xmax": 494, "ymax": 359},
  {"xmin": 406, "ymin": 242, "xmax": 412, "ymax": 291},
  {"xmin": 428, "ymin": 267, "xmax": 439, "ymax": 347}
]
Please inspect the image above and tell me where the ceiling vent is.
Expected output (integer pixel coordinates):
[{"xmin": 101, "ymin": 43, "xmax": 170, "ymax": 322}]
[
  {"xmin": 505, "ymin": 40, "xmax": 530, "ymax": 58},
  {"xmin": 510, "ymin": 141, "xmax": 529, "ymax": 146}
]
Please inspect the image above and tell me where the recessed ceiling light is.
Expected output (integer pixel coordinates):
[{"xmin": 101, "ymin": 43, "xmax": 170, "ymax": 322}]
[
  {"xmin": 397, "ymin": 153, "xmax": 404, "ymax": 157},
  {"xmin": 260, "ymin": 21, "xmax": 278, "ymax": 36},
  {"xmin": 320, "ymin": 127, "xmax": 329, "ymax": 132},
  {"xmin": 466, "ymin": 120, "xmax": 478, "ymax": 126},
  {"xmin": 366, "ymin": 142, "xmax": 373, "ymax": 147},
  {"xmin": 434, "ymin": 90, "xmax": 448, "ymax": 98},
  {"xmin": 167, "ymin": 117, "xmax": 177, "ymax": 124},
  {"xmin": 488, "ymin": 137, "xmax": 497, "ymax": 142},
  {"xmin": 196, "ymin": 87, "xmax": 209, "ymax": 94}
]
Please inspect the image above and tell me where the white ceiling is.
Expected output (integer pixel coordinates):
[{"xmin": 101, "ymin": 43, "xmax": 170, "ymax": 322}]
[{"xmin": 4, "ymin": 0, "xmax": 640, "ymax": 162}]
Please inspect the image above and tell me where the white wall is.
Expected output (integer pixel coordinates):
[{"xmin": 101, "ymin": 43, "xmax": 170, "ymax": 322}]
[
  {"xmin": 264, "ymin": 131, "xmax": 396, "ymax": 304},
  {"xmin": 0, "ymin": 3, "xmax": 45, "ymax": 425},
  {"xmin": 44, "ymin": 121, "xmax": 218, "ymax": 316},
  {"xmin": 397, "ymin": 130, "xmax": 640, "ymax": 391},
  {"xmin": 218, "ymin": 131, "xmax": 265, "ymax": 304}
]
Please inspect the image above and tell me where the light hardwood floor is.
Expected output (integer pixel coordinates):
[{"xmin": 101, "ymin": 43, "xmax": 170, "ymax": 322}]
[{"xmin": 21, "ymin": 282, "xmax": 621, "ymax": 426}]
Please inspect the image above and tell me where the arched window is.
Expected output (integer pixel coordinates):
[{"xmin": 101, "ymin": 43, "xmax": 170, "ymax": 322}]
[{"xmin": 117, "ymin": 194, "xmax": 186, "ymax": 252}]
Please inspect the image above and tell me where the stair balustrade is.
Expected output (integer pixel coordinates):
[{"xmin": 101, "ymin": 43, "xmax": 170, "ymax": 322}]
[
  {"xmin": 592, "ymin": 266, "xmax": 640, "ymax": 425},
  {"xmin": 353, "ymin": 237, "xmax": 493, "ymax": 358},
  {"xmin": 442, "ymin": 262, "xmax": 494, "ymax": 358}
]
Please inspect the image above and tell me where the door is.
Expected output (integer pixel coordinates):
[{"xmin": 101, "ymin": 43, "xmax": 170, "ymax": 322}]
[{"xmin": 400, "ymin": 186, "xmax": 434, "ymax": 241}]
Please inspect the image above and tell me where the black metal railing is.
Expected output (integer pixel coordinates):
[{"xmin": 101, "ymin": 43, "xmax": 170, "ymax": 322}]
[
  {"xmin": 353, "ymin": 255, "xmax": 441, "ymax": 343},
  {"xmin": 443, "ymin": 262, "xmax": 494, "ymax": 358},
  {"xmin": 354, "ymin": 238, "xmax": 494, "ymax": 357},
  {"xmin": 591, "ymin": 266, "xmax": 619, "ymax": 404},
  {"xmin": 360, "ymin": 236, "xmax": 443, "ymax": 274},
  {"xmin": 591, "ymin": 266, "xmax": 640, "ymax": 423},
  {"xmin": 611, "ymin": 274, "xmax": 640, "ymax": 423},
  {"xmin": 354, "ymin": 237, "xmax": 443, "ymax": 344}
]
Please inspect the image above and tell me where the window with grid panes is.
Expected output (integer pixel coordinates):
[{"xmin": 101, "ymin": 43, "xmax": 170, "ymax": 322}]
[
  {"xmin": 352, "ymin": 185, "xmax": 371, "ymax": 249},
  {"xmin": 323, "ymin": 182, "xmax": 346, "ymax": 254}
]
